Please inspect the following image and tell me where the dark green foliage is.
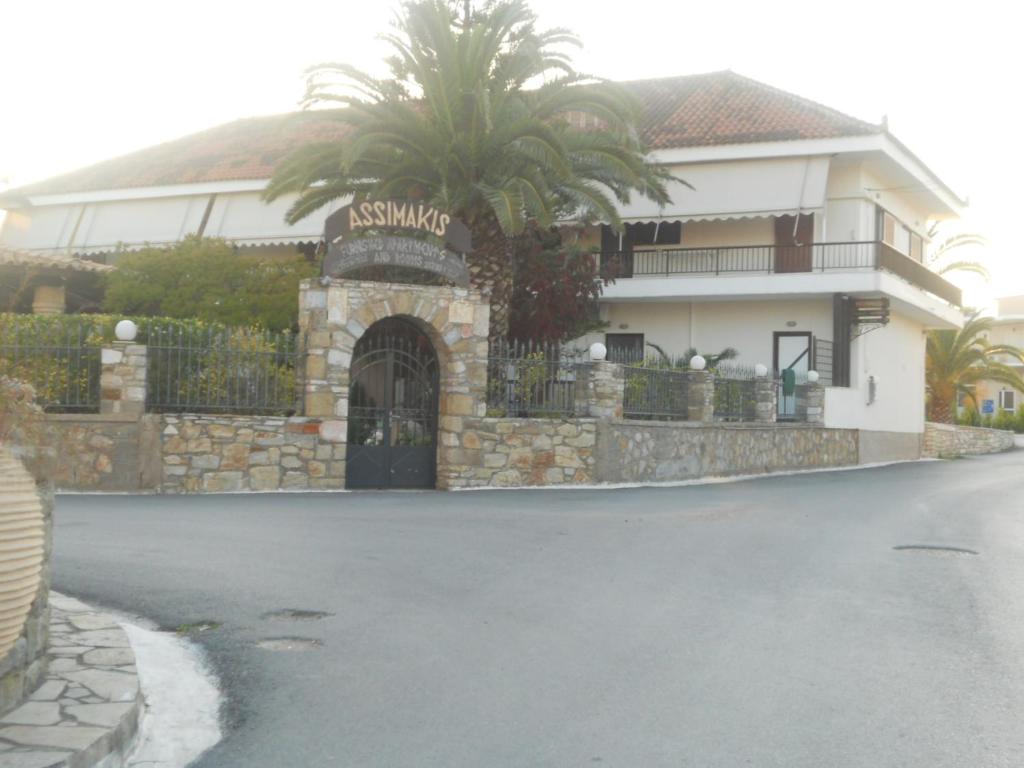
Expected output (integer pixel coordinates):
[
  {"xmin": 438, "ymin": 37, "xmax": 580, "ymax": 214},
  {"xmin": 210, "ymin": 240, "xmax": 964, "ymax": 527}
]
[
  {"xmin": 264, "ymin": 0, "xmax": 672, "ymax": 339},
  {"xmin": 102, "ymin": 236, "xmax": 318, "ymax": 331},
  {"xmin": 956, "ymin": 405, "xmax": 1024, "ymax": 433},
  {"xmin": 927, "ymin": 312, "xmax": 1024, "ymax": 423}
]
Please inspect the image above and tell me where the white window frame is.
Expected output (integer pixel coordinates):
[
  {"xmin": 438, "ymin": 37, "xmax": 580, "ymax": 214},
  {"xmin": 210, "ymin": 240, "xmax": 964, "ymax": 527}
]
[{"xmin": 999, "ymin": 390, "xmax": 1016, "ymax": 412}]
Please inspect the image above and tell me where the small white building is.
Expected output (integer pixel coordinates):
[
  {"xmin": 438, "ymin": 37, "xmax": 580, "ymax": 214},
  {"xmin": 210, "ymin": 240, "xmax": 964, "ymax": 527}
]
[
  {"xmin": 965, "ymin": 295, "xmax": 1024, "ymax": 418},
  {"xmin": 0, "ymin": 71, "xmax": 965, "ymax": 461}
]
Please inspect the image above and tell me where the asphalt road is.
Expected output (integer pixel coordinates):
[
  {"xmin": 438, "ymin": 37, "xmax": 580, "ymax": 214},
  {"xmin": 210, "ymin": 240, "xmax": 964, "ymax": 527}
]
[{"xmin": 52, "ymin": 452, "xmax": 1024, "ymax": 767}]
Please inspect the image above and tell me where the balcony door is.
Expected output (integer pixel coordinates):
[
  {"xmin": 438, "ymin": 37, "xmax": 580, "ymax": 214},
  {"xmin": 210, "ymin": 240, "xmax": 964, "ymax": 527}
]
[{"xmin": 774, "ymin": 214, "xmax": 814, "ymax": 273}]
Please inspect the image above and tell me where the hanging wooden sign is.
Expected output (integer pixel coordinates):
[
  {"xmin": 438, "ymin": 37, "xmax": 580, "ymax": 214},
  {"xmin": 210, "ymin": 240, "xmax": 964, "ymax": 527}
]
[
  {"xmin": 322, "ymin": 236, "xmax": 471, "ymax": 287},
  {"xmin": 324, "ymin": 200, "xmax": 472, "ymax": 253}
]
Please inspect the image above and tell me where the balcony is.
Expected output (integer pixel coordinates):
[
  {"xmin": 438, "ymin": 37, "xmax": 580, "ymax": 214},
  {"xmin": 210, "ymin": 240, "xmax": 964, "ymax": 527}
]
[{"xmin": 602, "ymin": 241, "xmax": 962, "ymax": 307}]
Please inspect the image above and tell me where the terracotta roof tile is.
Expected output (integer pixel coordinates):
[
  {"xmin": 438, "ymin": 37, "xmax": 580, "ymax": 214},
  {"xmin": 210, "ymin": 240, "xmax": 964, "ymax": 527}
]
[
  {"xmin": 0, "ymin": 248, "xmax": 114, "ymax": 273},
  {"xmin": 8, "ymin": 71, "xmax": 879, "ymax": 198}
]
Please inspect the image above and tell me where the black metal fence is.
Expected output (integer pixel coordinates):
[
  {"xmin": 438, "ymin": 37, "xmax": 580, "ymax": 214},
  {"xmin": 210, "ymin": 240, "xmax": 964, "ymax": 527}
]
[
  {"xmin": 622, "ymin": 365, "xmax": 690, "ymax": 420},
  {"xmin": 0, "ymin": 319, "xmax": 101, "ymax": 412},
  {"xmin": 603, "ymin": 241, "xmax": 879, "ymax": 277},
  {"xmin": 487, "ymin": 340, "xmax": 589, "ymax": 417},
  {"xmin": 811, "ymin": 338, "xmax": 834, "ymax": 387},
  {"xmin": 146, "ymin": 325, "xmax": 303, "ymax": 415},
  {"xmin": 713, "ymin": 365, "xmax": 759, "ymax": 422}
]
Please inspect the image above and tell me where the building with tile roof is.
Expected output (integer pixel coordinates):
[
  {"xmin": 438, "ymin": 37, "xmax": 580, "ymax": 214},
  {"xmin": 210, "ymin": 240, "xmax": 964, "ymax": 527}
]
[{"xmin": 0, "ymin": 71, "xmax": 969, "ymax": 459}]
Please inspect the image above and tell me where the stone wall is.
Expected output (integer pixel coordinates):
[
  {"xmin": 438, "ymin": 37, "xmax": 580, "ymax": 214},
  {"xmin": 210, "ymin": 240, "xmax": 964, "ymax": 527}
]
[
  {"xmin": 595, "ymin": 421, "xmax": 859, "ymax": 484},
  {"xmin": 49, "ymin": 414, "xmax": 160, "ymax": 492},
  {"xmin": 445, "ymin": 418, "xmax": 597, "ymax": 488},
  {"xmin": 922, "ymin": 422, "xmax": 1015, "ymax": 458},
  {"xmin": 161, "ymin": 415, "xmax": 345, "ymax": 493}
]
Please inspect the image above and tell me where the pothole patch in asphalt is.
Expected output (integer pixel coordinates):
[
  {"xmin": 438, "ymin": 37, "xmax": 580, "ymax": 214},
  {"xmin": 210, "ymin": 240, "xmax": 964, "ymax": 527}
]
[
  {"xmin": 254, "ymin": 637, "xmax": 322, "ymax": 652},
  {"xmin": 261, "ymin": 608, "xmax": 332, "ymax": 621},
  {"xmin": 174, "ymin": 620, "xmax": 221, "ymax": 635},
  {"xmin": 893, "ymin": 544, "xmax": 979, "ymax": 557}
]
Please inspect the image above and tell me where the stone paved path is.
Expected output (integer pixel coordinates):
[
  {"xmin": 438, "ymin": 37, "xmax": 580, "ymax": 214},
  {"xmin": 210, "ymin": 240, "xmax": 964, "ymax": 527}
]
[{"xmin": 0, "ymin": 593, "xmax": 141, "ymax": 768}]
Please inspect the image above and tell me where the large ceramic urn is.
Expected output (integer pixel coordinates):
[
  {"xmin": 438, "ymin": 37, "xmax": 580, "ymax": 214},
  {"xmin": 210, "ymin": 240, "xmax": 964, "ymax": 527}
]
[{"xmin": 0, "ymin": 446, "xmax": 46, "ymax": 659}]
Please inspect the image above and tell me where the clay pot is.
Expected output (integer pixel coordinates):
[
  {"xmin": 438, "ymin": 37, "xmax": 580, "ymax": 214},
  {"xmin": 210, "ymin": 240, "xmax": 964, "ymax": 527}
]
[{"xmin": 0, "ymin": 446, "xmax": 45, "ymax": 658}]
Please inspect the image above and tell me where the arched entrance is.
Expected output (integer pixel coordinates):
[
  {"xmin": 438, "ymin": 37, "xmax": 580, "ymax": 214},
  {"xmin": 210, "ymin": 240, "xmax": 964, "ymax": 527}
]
[{"xmin": 346, "ymin": 317, "xmax": 439, "ymax": 489}]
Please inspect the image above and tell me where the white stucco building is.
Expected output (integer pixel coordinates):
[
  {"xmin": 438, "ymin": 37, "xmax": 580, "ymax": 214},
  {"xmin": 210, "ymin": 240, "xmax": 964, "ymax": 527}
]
[
  {"xmin": 965, "ymin": 295, "xmax": 1024, "ymax": 418},
  {"xmin": 0, "ymin": 71, "xmax": 965, "ymax": 461}
]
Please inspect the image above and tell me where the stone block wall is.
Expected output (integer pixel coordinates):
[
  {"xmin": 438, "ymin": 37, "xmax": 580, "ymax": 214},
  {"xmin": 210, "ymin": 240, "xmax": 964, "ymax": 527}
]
[
  {"xmin": 49, "ymin": 414, "xmax": 160, "ymax": 491},
  {"xmin": 445, "ymin": 418, "xmax": 597, "ymax": 488},
  {"xmin": 161, "ymin": 415, "xmax": 345, "ymax": 493},
  {"xmin": 596, "ymin": 421, "xmax": 859, "ymax": 484},
  {"xmin": 922, "ymin": 422, "xmax": 1015, "ymax": 458}
]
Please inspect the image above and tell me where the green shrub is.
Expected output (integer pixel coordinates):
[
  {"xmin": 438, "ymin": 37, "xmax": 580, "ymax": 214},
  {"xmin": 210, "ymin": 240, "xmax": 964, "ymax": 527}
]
[
  {"xmin": 0, "ymin": 313, "xmax": 301, "ymax": 415},
  {"xmin": 148, "ymin": 325, "xmax": 300, "ymax": 414},
  {"xmin": 102, "ymin": 236, "xmax": 318, "ymax": 331}
]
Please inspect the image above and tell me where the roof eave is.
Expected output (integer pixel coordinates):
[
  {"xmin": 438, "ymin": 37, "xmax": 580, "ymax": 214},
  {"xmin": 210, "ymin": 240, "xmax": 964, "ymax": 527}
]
[
  {"xmin": 0, "ymin": 178, "xmax": 271, "ymax": 209},
  {"xmin": 648, "ymin": 132, "xmax": 965, "ymax": 219}
]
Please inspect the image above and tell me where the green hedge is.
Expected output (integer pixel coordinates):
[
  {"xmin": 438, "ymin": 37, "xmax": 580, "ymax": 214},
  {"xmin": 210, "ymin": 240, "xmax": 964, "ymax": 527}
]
[{"xmin": 956, "ymin": 406, "xmax": 1024, "ymax": 433}]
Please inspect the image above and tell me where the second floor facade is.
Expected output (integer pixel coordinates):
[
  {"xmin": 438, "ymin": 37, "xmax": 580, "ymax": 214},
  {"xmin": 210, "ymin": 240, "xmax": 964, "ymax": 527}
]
[
  {"xmin": 0, "ymin": 71, "xmax": 966, "ymax": 328},
  {"xmin": 573, "ymin": 143, "xmax": 963, "ymax": 328}
]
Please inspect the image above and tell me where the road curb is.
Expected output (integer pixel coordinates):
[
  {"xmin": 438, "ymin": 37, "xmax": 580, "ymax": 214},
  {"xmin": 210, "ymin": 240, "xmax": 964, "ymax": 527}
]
[{"xmin": 0, "ymin": 592, "xmax": 142, "ymax": 768}]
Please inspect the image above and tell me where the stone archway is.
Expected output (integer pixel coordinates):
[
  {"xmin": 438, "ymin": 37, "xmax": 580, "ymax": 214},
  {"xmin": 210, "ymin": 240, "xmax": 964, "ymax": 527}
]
[{"xmin": 298, "ymin": 279, "xmax": 490, "ymax": 490}]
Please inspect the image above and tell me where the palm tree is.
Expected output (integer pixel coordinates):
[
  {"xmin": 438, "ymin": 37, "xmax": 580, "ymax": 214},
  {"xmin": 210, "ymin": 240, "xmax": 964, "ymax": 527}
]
[
  {"xmin": 264, "ymin": 0, "xmax": 670, "ymax": 340},
  {"xmin": 925, "ymin": 313, "xmax": 1024, "ymax": 423},
  {"xmin": 926, "ymin": 231, "xmax": 990, "ymax": 279}
]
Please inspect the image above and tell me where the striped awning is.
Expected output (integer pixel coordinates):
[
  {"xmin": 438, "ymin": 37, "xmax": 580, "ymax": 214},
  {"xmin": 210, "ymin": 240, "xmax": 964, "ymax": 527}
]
[{"xmin": 616, "ymin": 156, "xmax": 831, "ymax": 223}]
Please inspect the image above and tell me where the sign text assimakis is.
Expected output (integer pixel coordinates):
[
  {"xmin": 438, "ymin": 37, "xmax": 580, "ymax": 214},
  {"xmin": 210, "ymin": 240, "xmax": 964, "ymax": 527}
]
[{"xmin": 327, "ymin": 199, "xmax": 472, "ymax": 254}]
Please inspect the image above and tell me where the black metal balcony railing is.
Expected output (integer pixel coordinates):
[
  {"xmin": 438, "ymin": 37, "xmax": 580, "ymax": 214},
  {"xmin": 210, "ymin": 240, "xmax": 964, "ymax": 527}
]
[{"xmin": 602, "ymin": 241, "xmax": 962, "ymax": 307}]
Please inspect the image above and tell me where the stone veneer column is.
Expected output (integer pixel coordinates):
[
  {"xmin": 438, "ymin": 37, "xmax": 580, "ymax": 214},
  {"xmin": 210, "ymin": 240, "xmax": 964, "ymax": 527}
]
[
  {"xmin": 100, "ymin": 341, "xmax": 146, "ymax": 415},
  {"xmin": 297, "ymin": 278, "xmax": 491, "ymax": 490},
  {"xmin": 800, "ymin": 382, "xmax": 825, "ymax": 424},
  {"xmin": 754, "ymin": 375, "xmax": 777, "ymax": 423},
  {"xmin": 686, "ymin": 371, "xmax": 714, "ymax": 422},
  {"xmin": 587, "ymin": 361, "xmax": 624, "ymax": 420}
]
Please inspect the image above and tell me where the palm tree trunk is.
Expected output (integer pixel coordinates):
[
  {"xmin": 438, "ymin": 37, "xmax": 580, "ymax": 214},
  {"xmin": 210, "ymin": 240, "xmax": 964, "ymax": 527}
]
[
  {"xmin": 927, "ymin": 396, "xmax": 954, "ymax": 424},
  {"xmin": 467, "ymin": 216, "xmax": 514, "ymax": 343}
]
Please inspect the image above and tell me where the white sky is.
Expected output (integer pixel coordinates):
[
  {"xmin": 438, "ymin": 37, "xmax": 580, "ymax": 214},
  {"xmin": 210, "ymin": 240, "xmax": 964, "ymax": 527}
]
[{"xmin": 0, "ymin": 0, "xmax": 1018, "ymax": 306}]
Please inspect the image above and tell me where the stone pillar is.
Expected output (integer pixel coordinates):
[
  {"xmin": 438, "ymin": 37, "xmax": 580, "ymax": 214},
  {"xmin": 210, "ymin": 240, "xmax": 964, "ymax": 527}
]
[
  {"xmin": 800, "ymin": 382, "xmax": 825, "ymax": 424},
  {"xmin": 686, "ymin": 371, "xmax": 714, "ymax": 422},
  {"xmin": 298, "ymin": 281, "xmax": 336, "ymax": 419},
  {"xmin": 754, "ymin": 375, "xmax": 777, "ymax": 423},
  {"xmin": 587, "ymin": 361, "xmax": 624, "ymax": 420},
  {"xmin": 100, "ymin": 341, "xmax": 146, "ymax": 415},
  {"xmin": 31, "ymin": 284, "xmax": 65, "ymax": 315}
]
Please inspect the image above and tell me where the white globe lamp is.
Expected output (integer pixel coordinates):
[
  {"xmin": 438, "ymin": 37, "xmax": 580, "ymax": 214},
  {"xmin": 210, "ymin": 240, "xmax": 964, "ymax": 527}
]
[
  {"xmin": 754, "ymin": 363, "xmax": 769, "ymax": 378},
  {"xmin": 114, "ymin": 320, "xmax": 138, "ymax": 342},
  {"xmin": 588, "ymin": 342, "xmax": 607, "ymax": 362},
  {"xmin": 690, "ymin": 355, "xmax": 707, "ymax": 371},
  {"xmin": 807, "ymin": 370, "xmax": 820, "ymax": 384}
]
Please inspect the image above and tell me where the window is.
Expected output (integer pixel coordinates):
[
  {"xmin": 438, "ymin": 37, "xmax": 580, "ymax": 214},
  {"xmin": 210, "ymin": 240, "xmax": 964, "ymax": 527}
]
[
  {"xmin": 909, "ymin": 233, "xmax": 924, "ymax": 263},
  {"xmin": 878, "ymin": 207, "xmax": 923, "ymax": 260},
  {"xmin": 999, "ymin": 390, "xmax": 1016, "ymax": 412},
  {"xmin": 605, "ymin": 333, "xmax": 645, "ymax": 363},
  {"xmin": 628, "ymin": 221, "xmax": 682, "ymax": 247}
]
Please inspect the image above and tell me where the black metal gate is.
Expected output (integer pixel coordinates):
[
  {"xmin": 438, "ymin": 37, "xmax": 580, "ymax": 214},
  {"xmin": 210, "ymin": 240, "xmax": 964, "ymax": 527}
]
[{"xmin": 346, "ymin": 318, "xmax": 439, "ymax": 489}]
